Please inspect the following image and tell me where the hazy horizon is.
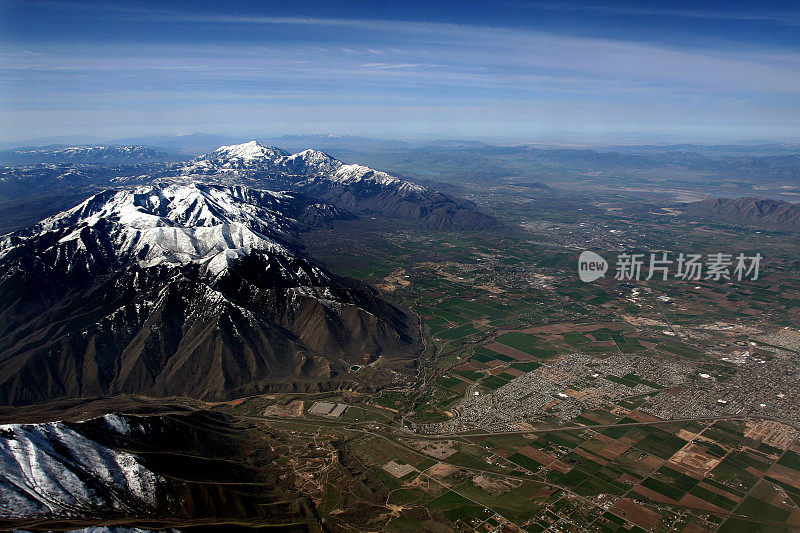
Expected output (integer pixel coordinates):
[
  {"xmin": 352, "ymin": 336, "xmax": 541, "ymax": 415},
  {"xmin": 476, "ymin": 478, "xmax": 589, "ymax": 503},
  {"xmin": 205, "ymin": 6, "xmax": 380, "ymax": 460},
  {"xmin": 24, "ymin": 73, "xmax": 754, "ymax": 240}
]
[{"xmin": 4, "ymin": 131, "xmax": 800, "ymax": 151}]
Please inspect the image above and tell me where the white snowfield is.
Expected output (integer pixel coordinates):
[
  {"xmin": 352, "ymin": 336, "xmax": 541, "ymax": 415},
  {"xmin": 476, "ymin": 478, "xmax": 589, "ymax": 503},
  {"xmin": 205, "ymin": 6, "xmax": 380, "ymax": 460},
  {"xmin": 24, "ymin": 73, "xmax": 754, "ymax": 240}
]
[
  {"xmin": 183, "ymin": 140, "xmax": 425, "ymax": 193},
  {"xmin": 0, "ymin": 415, "xmax": 160, "ymax": 519},
  {"xmin": 0, "ymin": 183, "xmax": 313, "ymax": 277}
]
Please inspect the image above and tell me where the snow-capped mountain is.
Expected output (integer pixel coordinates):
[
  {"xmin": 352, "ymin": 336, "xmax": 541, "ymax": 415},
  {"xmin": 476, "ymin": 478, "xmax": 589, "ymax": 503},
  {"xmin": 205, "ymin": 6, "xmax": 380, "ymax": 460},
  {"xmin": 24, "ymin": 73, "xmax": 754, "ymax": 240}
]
[
  {"xmin": 1, "ymin": 182, "xmax": 351, "ymax": 278},
  {"xmin": 0, "ymin": 183, "xmax": 421, "ymax": 405},
  {"xmin": 183, "ymin": 141, "xmax": 414, "ymax": 188},
  {"xmin": 0, "ymin": 414, "xmax": 160, "ymax": 519},
  {"xmin": 0, "ymin": 141, "xmax": 498, "ymax": 230},
  {"xmin": 173, "ymin": 141, "xmax": 500, "ymax": 229},
  {"xmin": 193, "ymin": 141, "xmax": 291, "ymax": 169}
]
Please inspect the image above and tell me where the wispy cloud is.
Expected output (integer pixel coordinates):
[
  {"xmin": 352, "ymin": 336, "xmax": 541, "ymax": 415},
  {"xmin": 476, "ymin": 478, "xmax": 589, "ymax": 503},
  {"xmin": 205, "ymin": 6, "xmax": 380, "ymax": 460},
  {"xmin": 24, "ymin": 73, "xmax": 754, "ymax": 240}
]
[
  {"xmin": 551, "ymin": 3, "xmax": 800, "ymax": 26},
  {"xmin": 1, "ymin": 1, "xmax": 798, "ymax": 141}
]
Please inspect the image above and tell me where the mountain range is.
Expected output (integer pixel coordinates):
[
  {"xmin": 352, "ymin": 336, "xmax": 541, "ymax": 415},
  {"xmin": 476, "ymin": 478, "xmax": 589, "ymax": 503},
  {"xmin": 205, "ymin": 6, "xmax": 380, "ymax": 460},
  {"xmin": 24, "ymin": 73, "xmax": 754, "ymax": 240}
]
[
  {"xmin": 0, "ymin": 141, "xmax": 499, "ymax": 405},
  {"xmin": 162, "ymin": 141, "xmax": 501, "ymax": 229},
  {"xmin": 0, "ymin": 141, "xmax": 500, "ymax": 231},
  {"xmin": 0, "ymin": 183, "xmax": 422, "ymax": 405},
  {"xmin": 0, "ymin": 145, "xmax": 179, "ymax": 166},
  {"xmin": 293, "ymin": 142, "xmax": 800, "ymax": 190}
]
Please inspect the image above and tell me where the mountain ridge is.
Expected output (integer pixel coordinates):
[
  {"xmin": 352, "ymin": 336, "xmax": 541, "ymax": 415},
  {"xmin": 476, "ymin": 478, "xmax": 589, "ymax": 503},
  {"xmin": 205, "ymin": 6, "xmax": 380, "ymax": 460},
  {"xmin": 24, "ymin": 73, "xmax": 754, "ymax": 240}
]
[
  {"xmin": 682, "ymin": 197, "xmax": 800, "ymax": 231},
  {"xmin": 167, "ymin": 141, "xmax": 500, "ymax": 229},
  {"xmin": 0, "ymin": 145, "xmax": 180, "ymax": 166},
  {"xmin": 0, "ymin": 141, "xmax": 500, "ymax": 231}
]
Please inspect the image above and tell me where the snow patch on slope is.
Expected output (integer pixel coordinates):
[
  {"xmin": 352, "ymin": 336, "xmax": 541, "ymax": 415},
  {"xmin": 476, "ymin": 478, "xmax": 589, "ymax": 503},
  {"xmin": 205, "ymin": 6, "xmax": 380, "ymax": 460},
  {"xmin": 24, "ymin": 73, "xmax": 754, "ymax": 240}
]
[
  {"xmin": 0, "ymin": 417, "xmax": 160, "ymax": 519},
  {"xmin": 330, "ymin": 164, "xmax": 424, "ymax": 192}
]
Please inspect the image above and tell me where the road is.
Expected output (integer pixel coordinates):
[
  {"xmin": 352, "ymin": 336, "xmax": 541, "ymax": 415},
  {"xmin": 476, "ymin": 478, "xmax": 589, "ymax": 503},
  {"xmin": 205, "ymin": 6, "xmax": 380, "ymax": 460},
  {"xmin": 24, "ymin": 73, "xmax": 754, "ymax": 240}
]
[{"xmin": 250, "ymin": 411, "xmax": 796, "ymax": 441}]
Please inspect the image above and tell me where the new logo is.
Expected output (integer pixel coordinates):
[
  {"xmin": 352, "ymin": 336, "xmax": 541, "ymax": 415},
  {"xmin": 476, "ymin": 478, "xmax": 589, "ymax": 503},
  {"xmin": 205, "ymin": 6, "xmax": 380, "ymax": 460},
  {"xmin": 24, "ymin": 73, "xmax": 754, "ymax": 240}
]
[{"xmin": 578, "ymin": 251, "xmax": 608, "ymax": 282}]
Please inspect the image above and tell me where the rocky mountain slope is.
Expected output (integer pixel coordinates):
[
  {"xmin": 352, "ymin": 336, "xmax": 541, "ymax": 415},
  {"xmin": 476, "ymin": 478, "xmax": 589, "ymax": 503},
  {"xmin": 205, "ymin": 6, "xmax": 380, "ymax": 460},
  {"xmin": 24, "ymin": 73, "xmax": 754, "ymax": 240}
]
[
  {"xmin": 0, "ymin": 183, "xmax": 422, "ymax": 405},
  {"xmin": 0, "ymin": 409, "xmax": 325, "ymax": 530},
  {"xmin": 0, "ymin": 414, "xmax": 160, "ymax": 519}
]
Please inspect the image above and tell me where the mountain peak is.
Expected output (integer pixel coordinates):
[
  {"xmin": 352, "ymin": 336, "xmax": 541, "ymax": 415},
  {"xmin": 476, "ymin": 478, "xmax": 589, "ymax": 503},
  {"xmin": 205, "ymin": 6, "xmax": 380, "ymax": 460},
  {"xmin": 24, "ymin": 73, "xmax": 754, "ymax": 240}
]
[
  {"xmin": 283, "ymin": 149, "xmax": 342, "ymax": 174},
  {"xmin": 212, "ymin": 141, "xmax": 287, "ymax": 161}
]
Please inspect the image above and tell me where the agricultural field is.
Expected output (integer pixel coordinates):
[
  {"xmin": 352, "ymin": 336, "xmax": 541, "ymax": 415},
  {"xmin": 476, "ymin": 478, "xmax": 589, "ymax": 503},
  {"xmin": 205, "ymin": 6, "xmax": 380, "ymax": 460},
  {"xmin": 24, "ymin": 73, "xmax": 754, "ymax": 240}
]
[
  {"xmin": 292, "ymin": 196, "xmax": 800, "ymax": 531},
  {"xmin": 233, "ymin": 400, "xmax": 800, "ymax": 531}
]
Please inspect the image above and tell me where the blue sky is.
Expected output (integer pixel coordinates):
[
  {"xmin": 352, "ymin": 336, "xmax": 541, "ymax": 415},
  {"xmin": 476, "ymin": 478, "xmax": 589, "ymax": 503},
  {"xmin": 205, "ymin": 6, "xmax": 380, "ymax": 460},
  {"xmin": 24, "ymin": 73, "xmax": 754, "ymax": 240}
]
[{"xmin": 1, "ymin": 0, "xmax": 799, "ymax": 144}]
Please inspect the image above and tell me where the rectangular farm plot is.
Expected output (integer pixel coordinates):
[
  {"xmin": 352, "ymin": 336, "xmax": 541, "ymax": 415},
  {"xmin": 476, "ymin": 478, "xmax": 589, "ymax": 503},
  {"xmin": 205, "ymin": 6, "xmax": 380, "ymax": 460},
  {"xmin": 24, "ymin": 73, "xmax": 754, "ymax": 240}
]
[
  {"xmin": 484, "ymin": 342, "xmax": 536, "ymax": 361},
  {"xmin": 438, "ymin": 375, "xmax": 466, "ymax": 389},
  {"xmin": 474, "ymin": 346, "xmax": 515, "ymax": 362},
  {"xmin": 611, "ymin": 498, "xmax": 663, "ymax": 530},
  {"xmin": 480, "ymin": 375, "xmax": 512, "ymax": 390},
  {"xmin": 518, "ymin": 446, "xmax": 560, "ymax": 466},
  {"xmin": 508, "ymin": 452, "xmax": 544, "ymax": 473},
  {"xmin": 493, "ymin": 333, "xmax": 563, "ymax": 359}
]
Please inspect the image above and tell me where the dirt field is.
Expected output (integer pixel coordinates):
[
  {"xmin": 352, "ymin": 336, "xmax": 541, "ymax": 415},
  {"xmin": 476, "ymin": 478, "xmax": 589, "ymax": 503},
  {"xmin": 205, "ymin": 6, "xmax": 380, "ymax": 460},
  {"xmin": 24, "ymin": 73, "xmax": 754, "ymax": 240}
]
[{"xmin": 263, "ymin": 399, "xmax": 304, "ymax": 417}]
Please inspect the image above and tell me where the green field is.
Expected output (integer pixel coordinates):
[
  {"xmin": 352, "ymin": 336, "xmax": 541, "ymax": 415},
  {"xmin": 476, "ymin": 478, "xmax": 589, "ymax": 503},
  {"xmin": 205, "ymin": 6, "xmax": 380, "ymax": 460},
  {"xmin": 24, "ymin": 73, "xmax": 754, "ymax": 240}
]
[{"xmin": 494, "ymin": 333, "xmax": 562, "ymax": 358}]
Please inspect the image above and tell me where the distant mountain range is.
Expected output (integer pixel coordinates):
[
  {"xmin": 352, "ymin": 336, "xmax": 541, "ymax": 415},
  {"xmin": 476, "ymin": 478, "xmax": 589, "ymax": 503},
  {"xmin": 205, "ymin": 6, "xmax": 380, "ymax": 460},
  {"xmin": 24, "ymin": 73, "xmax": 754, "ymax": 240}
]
[
  {"xmin": 0, "ymin": 145, "xmax": 180, "ymax": 166},
  {"xmin": 262, "ymin": 141, "xmax": 797, "ymax": 191},
  {"xmin": 0, "ymin": 183, "xmax": 422, "ymax": 405},
  {"xmin": 3, "ymin": 135, "xmax": 798, "ymax": 190},
  {"xmin": 262, "ymin": 134, "xmax": 410, "ymax": 153},
  {"xmin": 682, "ymin": 197, "xmax": 800, "ymax": 232},
  {"xmin": 114, "ymin": 133, "xmax": 246, "ymax": 155},
  {"xmin": 0, "ymin": 141, "xmax": 500, "ymax": 231},
  {"xmin": 598, "ymin": 142, "xmax": 800, "ymax": 157}
]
